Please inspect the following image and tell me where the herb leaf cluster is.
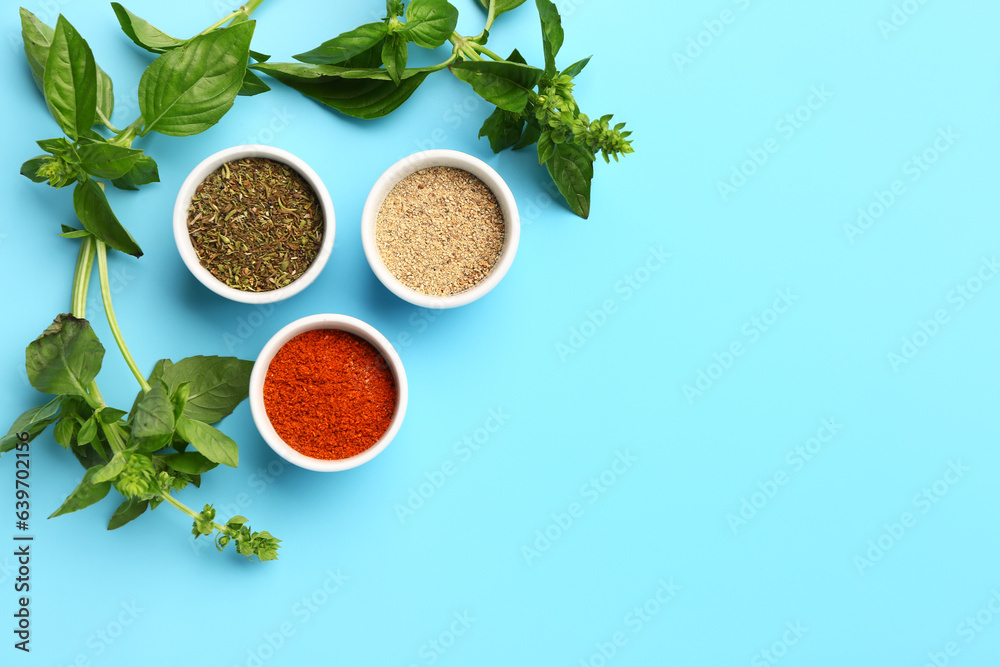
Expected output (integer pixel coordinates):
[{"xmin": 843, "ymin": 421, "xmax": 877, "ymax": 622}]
[
  {"xmin": 251, "ymin": 0, "xmax": 633, "ymax": 218},
  {"xmin": 8, "ymin": 5, "xmax": 278, "ymax": 561}
]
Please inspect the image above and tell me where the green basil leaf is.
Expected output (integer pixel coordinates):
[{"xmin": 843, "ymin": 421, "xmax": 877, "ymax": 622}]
[
  {"xmin": 479, "ymin": 107, "xmax": 525, "ymax": 153},
  {"xmin": 293, "ymin": 23, "xmax": 389, "ymax": 65},
  {"xmin": 249, "ymin": 49, "xmax": 270, "ymax": 63},
  {"xmin": 107, "ymin": 498, "xmax": 148, "ymax": 530},
  {"xmin": 381, "ymin": 33, "xmax": 407, "ymax": 85},
  {"xmin": 96, "ymin": 67, "xmax": 115, "ymax": 127},
  {"xmin": 159, "ymin": 451, "xmax": 218, "ymax": 475},
  {"xmin": 139, "ymin": 21, "xmax": 253, "ymax": 137},
  {"xmin": 26, "ymin": 315, "xmax": 104, "ymax": 398},
  {"xmin": 20, "ymin": 8, "xmax": 53, "ymax": 92},
  {"xmin": 59, "ymin": 230, "xmax": 92, "ymax": 240},
  {"xmin": 238, "ymin": 69, "xmax": 271, "ymax": 97},
  {"xmin": 37, "ymin": 137, "xmax": 77, "ymax": 157},
  {"xmin": 477, "ymin": 0, "xmax": 529, "ymax": 22},
  {"xmin": 507, "ymin": 48, "xmax": 527, "ymax": 65},
  {"xmin": 97, "ymin": 407, "xmax": 128, "ymax": 424},
  {"xmin": 175, "ymin": 418, "xmax": 238, "ymax": 467},
  {"xmin": 43, "ymin": 16, "xmax": 98, "ymax": 140},
  {"xmin": 91, "ymin": 453, "xmax": 127, "ymax": 484},
  {"xmin": 130, "ymin": 359, "xmax": 171, "ymax": 418},
  {"xmin": 535, "ymin": 0, "xmax": 564, "ymax": 75},
  {"xmin": 450, "ymin": 60, "xmax": 543, "ymax": 113},
  {"xmin": 53, "ymin": 416, "xmax": 76, "ymax": 449},
  {"xmin": 77, "ymin": 415, "xmax": 98, "ymax": 446},
  {"xmin": 561, "ymin": 56, "xmax": 590, "ymax": 79},
  {"xmin": 513, "ymin": 114, "xmax": 542, "ymax": 150},
  {"xmin": 170, "ymin": 382, "xmax": 190, "ymax": 422},
  {"xmin": 537, "ymin": 127, "xmax": 554, "ymax": 164},
  {"xmin": 20, "ymin": 156, "xmax": 49, "ymax": 184},
  {"xmin": 71, "ymin": 442, "xmax": 108, "ymax": 471},
  {"xmin": 545, "ymin": 140, "xmax": 594, "ymax": 218},
  {"xmin": 345, "ymin": 42, "xmax": 386, "ymax": 69},
  {"xmin": 1, "ymin": 397, "xmax": 64, "ymax": 453},
  {"xmin": 405, "ymin": 0, "xmax": 460, "ymax": 49},
  {"xmin": 73, "ymin": 179, "xmax": 144, "ymax": 257},
  {"xmin": 133, "ymin": 381, "xmax": 175, "ymax": 440},
  {"xmin": 76, "ymin": 142, "xmax": 145, "ymax": 181},
  {"xmin": 110, "ymin": 154, "xmax": 160, "ymax": 191},
  {"xmin": 253, "ymin": 63, "xmax": 429, "ymax": 120},
  {"xmin": 49, "ymin": 465, "xmax": 112, "ymax": 518},
  {"xmin": 159, "ymin": 356, "xmax": 253, "ymax": 423},
  {"xmin": 111, "ymin": 3, "xmax": 188, "ymax": 54}
]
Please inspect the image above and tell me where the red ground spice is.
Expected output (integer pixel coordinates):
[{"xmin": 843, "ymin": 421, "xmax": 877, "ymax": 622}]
[{"xmin": 262, "ymin": 328, "xmax": 398, "ymax": 460}]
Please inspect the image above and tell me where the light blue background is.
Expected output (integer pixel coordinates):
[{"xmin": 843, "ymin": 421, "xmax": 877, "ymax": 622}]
[{"xmin": 1, "ymin": 0, "xmax": 999, "ymax": 665}]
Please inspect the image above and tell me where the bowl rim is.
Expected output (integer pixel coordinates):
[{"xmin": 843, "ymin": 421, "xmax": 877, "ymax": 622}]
[
  {"xmin": 249, "ymin": 313, "xmax": 408, "ymax": 472},
  {"xmin": 173, "ymin": 144, "xmax": 336, "ymax": 304},
  {"xmin": 360, "ymin": 148, "xmax": 520, "ymax": 309}
]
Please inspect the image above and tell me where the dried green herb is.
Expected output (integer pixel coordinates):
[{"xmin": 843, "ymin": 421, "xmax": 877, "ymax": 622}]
[{"xmin": 187, "ymin": 157, "xmax": 324, "ymax": 292}]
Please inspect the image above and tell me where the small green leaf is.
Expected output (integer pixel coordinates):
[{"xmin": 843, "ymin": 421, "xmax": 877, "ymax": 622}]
[
  {"xmin": 111, "ymin": 3, "xmax": 188, "ymax": 54},
  {"xmin": 175, "ymin": 418, "xmax": 238, "ymax": 467},
  {"xmin": 159, "ymin": 356, "xmax": 252, "ymax": 423},
  {"xmin": 253, "ymin": 62, "xmax": 430, "ymax": 120},
  {"xmin": 43, "ymin": 16, "xmax": 98, "ymax": 140},
  {"xmin": 76, "ymin": 141, "xmax": 146, "ymax": 181},
  {"xmin": 537, "ymin": 127, "xmax": 555, "ymax": 165},
  {"xmin": 170, "ymin": 382, "xmax": 190, "ymax": 422},
  {"xmin": 535, "ymin": 0, "xmax": 564, "ymax": 75},
  {"xmin": 479, "ymin": 107, "xmax": 525, "ymax": 153},
  {"xmin": 545, "ymin": 140, "xmax": 594, "ymax": 218},
  {"xmin": 20, "ymin": 156, "xmax": 49, "ymax": 184},
  {"xmin": 238, "ymin": 69, "xmax": 271, "ymax": 97},
  {"xmin": 97, "ymin": 407, "xmax": 128, "ymax": 424},
  {"xmin": 77, "ymin": 415, "xmax": 98, "ymax": 446},
  {"xmin": 159, "ymin": 451, "xmax": 218, "ymax": 475},
  {"xmin": 450, "ymin": 60, "xmax": 544, "ymax": 113},
  {"xmin": 73, "ymin": 179, "xmax": 144, "ymax": 257},
  {"xmin": 26, "ymin": 315, "xmax": 104, "ymax": 398},
  {"xmin": 381, "ymin": 33, "xmax": 407, "ymax": 85},
  {"xmin": 49, "ymin": 466, "xmax": 112, "ymax": 518},
  {"xmin": 506, "ymin": 48, "xmax": 527, "ymax": 65},
  {"xmin": 107, "ymin": 498, "xmax": 148, "ymax": 530},
  {"xmin": 36, "ymin": 137, "xmax": 77, "ymax": 157},
  {"xmin": 71, "ymin": 441, "xmax": 108, "ymax": 471},
  {"xmin": 95, "ymin": 67, "xmax": 115, "ymax": 128},
  {"xmin": 139, "ymin": 22, "xmax": 254, "ymax": 136},
  {"xmin": 133, "ymin": 381, "xmax": 175, "ymax": 441},
  {"xmin": 477, "ymin": 0, "xmax": 530, "ymax": 23},
  {"xmin": 293, "ymin": 23, "xmax": 389, "ymax": 65},
  {"xmin": 513, "ymin": 114, "xmax": 542, "ymax": 150},
  {"xmin": 91, "ymin": 453, "xmax": 127, "ymax": 484},
  {"xmin": 53, "ymin": 416, "xmax": 76, "ymax": 449},
  {"xmin": 405, "ymin": 0, "xmax": 460, "ymax": 49},
  {"xmin": 20, "ymin": 8, "xmax": 53, "ymax": 92},
  {"xmin": 110, "ymin": 154, "xmax": 160, "ymax": 191},
  {"xmin": 561, "ymin": 56, "xmax": 590, "ymax": 79},
  {"xmin": 1, "ymin": 397, "xmax": 63, "ymax": 453}
]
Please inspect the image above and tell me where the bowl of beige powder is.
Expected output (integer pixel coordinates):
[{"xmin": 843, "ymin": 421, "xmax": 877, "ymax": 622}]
[{"xmin": 361, "ymin": 149, "xmax": 520, "ymax": 308}]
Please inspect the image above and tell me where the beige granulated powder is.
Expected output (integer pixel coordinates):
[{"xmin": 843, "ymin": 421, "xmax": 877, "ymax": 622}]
[{"xmin": 375, "ymin": 166, "xmax": 505, "ymax": 296}]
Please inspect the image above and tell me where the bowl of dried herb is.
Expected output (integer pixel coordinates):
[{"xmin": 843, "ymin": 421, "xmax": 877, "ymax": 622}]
[
  {"xmin": 361, "ymin": 149, "xmax": 520, "ymax": 309},
  {"xmin": 173, "ymin": 145, "xmax": 335, "ymax": 303},
  {"xmin": 248, "ymin": 313, "xmax": 408, "ymax": 472}
]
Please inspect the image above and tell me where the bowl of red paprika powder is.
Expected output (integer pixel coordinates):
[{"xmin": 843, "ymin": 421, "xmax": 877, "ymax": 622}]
[{"xmin": 248, "ymin": 314, "xmax": 407, "ymax": 472}]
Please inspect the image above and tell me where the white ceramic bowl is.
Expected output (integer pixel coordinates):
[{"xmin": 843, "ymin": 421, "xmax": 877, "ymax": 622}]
[
  {"xmin": 173, "ymin": 145, "xmax": 335, "ymax": 304},
  {"xmin": 249, "ymin": 314, "xmax": 407, "ymax": 472},
  {"xmin": 361, "ymin": 149, "xmax": 520, "ymax": 308}
]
